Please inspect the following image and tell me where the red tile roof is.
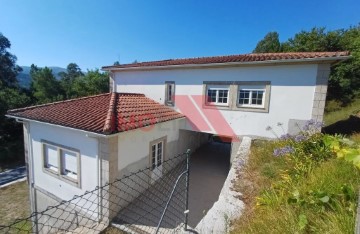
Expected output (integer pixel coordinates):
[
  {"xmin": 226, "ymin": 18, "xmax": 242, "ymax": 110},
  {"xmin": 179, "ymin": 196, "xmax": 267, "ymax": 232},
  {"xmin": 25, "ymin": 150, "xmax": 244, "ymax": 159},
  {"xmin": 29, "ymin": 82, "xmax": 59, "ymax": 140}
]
[
  {"xmin": 102, "ymin": 51, "xmax": 350, "ymax": 70},
  {"xmin": 7, "ymin": 93, "xmax": 185, "ymax": 135}
]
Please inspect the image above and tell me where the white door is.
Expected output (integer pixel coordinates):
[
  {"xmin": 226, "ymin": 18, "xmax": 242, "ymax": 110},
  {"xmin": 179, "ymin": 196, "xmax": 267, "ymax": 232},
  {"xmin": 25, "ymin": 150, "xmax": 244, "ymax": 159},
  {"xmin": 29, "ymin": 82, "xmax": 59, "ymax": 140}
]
[{"xmin": 151, "ymin": 141, "xmax": 163, "ymax": 184}]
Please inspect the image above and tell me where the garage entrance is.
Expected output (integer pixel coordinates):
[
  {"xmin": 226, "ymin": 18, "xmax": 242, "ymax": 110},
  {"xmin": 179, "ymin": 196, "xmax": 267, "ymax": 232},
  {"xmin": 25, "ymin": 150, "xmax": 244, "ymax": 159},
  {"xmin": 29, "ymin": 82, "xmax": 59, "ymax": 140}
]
[{"xmin": 187, "ymin": 140, "xmax": 231, "ymax": 228}]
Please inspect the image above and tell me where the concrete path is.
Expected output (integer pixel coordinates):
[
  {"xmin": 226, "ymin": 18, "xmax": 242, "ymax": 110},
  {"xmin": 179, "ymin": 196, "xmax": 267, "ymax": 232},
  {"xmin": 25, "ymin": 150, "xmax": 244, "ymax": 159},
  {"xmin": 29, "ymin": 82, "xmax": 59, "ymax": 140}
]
[
  {"xmin": 187, "ymin": 142, "xmax": 231, "ymax": 227},
  {"xmin": 0, "ymin": 166, "xmax": 27, "ymax": 186}
]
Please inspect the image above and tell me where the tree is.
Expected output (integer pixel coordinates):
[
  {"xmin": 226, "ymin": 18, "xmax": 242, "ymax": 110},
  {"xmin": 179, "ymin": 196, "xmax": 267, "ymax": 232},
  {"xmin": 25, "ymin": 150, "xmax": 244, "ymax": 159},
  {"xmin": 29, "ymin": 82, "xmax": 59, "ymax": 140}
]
[
  {"xmin": 59, "ymin": 63, "xmax": 84, "ymax": 99},
  {"xmin": 72, "ymin": 69, "xmax": 109, "ymax": 97},
  {"xmin": 281, "ymin": 27, "xmax": 343, "ymax": 52},
  {"xmin": 113, "ymin": 61, "xmax": 120, "ymax": 65},
  {"xmin": 31, "ymin": 67, "xmax": 64, "ymax": 103},
  {"xmin": 0, "ymin": 33, "xmax": 22, "ymax": 88},
  {"xmin": 0, "ymin": 33, "xmax": 31, "ymax": 163},
  {"xmin": 253, "ymin": 25, "xmax": 360, "ymax": 104},
  {"xmin": 253, "ymin": 32, "xmax": 281, "ymax": 53}
]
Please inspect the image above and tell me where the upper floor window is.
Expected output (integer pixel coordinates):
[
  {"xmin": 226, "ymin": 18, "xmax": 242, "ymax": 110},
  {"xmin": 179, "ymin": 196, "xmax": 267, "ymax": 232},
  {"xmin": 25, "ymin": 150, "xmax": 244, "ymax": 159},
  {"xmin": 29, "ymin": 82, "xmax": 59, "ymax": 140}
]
[
  {"xmin": 206, "ymin": 85, "xmax": 230, "ymax": 106},
  {"xmin": 165, "ymin": 81, "xmax": 175, "ymax": 106},
  {"xmin": 238, "ymin": 85, "xmax": 266, "ymax": 108},
  {"xmin": 42, "ymin": 140, "xmax": 80, "ymax": 186},
  {"xmin": 236, "ymin": 82, "xmax": 271, "ymax": 112}
]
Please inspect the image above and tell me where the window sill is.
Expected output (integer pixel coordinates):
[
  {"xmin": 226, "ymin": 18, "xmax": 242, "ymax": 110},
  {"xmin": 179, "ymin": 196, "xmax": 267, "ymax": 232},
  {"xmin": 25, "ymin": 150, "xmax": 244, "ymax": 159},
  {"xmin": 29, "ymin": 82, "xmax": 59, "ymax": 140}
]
[
  {"xmin": 234, "ymin": 105, "xmax": 269, "ymax": 113},
  {"xmin": 203, "ymin": 103, "xmax": 231, "ymax": 110},
  {"xmin": 43, "ymin": 167, "xmax": 80, "ymax": 188},
  {"xmin": 165, "ymin": 101, "xmax": 174, "ymax": 107}
]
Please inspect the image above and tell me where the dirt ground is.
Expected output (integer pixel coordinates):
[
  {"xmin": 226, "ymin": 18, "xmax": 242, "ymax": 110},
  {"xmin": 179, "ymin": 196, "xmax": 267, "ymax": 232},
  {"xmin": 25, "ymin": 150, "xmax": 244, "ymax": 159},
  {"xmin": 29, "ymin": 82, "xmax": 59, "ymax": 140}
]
[{"xmin": 0, "ymin": 181, "xmax": 30, "ymax": 226}]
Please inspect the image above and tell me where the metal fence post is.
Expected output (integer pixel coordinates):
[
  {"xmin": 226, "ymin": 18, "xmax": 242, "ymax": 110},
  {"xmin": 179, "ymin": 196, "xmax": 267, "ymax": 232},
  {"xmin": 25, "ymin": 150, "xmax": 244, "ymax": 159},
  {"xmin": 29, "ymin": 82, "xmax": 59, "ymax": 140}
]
[{"xmin": 184, "ymin": 149, "xmax": 191, "ymax": 231}]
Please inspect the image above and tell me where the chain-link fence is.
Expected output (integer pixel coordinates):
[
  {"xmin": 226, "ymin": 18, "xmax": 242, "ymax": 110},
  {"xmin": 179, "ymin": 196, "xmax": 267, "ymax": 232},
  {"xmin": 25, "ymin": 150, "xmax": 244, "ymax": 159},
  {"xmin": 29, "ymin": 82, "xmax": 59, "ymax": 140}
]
[{"xmin": 0, "ymin": 150, "xmax": 191, "ymax": 234}]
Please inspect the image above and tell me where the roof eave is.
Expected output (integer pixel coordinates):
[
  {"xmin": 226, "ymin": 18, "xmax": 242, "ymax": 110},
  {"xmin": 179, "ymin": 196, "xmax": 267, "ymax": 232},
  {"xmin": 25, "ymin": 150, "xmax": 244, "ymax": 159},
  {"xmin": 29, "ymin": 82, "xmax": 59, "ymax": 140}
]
[
  {"xmin": 5, "ymin": 114, "xmax": 187, "ymax": 139},
  {"xmin": 102, "ymin": 56, "xmax": 351, "ymax": 72},
  {"xmin": 5, "ymin": 114, "xmax": 110, "ymax": 138}
]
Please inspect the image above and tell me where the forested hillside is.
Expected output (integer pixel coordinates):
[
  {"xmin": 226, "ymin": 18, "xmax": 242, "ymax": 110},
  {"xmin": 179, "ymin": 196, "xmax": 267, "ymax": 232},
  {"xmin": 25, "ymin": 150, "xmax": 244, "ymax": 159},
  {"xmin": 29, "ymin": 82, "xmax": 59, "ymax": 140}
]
[{"xmin": 0, "ymin": 32, "xmax": 109, "ymax": 168}]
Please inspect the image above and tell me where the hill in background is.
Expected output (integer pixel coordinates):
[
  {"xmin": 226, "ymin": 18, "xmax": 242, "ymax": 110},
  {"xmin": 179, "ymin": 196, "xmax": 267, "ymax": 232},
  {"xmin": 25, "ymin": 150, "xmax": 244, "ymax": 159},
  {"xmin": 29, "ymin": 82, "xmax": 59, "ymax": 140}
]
[{"xmin": 17, "ymin": 66, "xmax": 66, "ymax": 88}]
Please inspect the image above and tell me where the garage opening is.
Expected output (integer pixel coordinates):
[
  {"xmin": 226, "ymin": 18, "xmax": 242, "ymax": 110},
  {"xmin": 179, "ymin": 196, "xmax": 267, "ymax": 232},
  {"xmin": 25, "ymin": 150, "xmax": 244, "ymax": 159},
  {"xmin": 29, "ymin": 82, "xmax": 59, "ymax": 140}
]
[{"xmin": 187, "ymin": 135, "xmax": 231, "ymax": 228}]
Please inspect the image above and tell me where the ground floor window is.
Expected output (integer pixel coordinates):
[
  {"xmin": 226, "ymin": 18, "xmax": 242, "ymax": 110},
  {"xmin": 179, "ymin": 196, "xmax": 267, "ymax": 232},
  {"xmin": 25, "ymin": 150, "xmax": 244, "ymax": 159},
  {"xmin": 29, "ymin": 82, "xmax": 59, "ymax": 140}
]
[
  {"xmin": 151, "ymin": 141, "xmax": 163, "ymax": 170},
  {"xmin": 42, "ymin": 140, "xmax": 80, "ymax": 186}
]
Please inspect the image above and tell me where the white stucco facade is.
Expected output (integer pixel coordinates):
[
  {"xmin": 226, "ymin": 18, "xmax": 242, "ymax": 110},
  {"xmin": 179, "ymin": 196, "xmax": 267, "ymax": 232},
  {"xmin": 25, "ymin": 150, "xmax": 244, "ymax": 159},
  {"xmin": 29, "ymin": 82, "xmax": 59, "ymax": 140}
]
[
  {"xmin": 112, "ymin": 64, "xmax": 324, "ymax": 138},
  {"xmin": 29, "ymin": 121, "xmax": 98, "ymax": 201}
]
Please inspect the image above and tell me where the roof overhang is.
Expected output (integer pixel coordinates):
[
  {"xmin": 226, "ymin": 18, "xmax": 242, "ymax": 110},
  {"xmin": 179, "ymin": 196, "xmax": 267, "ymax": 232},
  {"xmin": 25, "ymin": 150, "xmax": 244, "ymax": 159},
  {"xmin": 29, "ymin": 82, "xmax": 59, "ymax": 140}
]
[
  {"xmin": 102, "ymin": 56, "xmax": 350, "ymax": 72},
  {"xmin": 6, "ymin": 114, "xmax": 187, "ymax": 139}
]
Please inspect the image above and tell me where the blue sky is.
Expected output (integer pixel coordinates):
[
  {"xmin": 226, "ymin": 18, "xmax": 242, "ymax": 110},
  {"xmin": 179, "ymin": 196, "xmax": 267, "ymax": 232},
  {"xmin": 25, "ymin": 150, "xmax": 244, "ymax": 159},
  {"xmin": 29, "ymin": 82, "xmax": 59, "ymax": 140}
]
[{"xmin": 0, "ymin": 0, "xmax": 359, "ymax": 70}]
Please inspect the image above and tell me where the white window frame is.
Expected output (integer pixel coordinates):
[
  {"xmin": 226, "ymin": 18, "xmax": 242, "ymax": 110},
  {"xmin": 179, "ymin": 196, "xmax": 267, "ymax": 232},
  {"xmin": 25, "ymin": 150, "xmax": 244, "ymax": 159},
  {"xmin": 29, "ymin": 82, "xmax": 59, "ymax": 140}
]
[
  {"xmin": 235, "ymin": 81, "xmax": 271, "ymax": 112},
  {"xmin": 205, "ymin": 85, "xmax": 230, "ymax": 106},
  {"xmin": 151, "ymin": 140, "xmax": 164, "ymax": 170},
  {"xmin": 165, "ymin": 81, "xmax": 175, "ymax": 106},
  {"xmin": 238, "ymin": 87, "xmax": 266, "ymax": 108},
  {"xmin": 42, "ymin": 140, "xmax": 81, "ymax": 187}
]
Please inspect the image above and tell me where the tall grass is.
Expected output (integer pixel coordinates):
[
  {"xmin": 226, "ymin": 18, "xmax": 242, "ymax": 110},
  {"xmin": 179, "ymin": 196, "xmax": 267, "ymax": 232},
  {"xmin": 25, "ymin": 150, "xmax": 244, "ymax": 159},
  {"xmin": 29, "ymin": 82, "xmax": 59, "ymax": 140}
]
[{"xmin": 232, "ymin": 139, "xmax": 360, "ymax": 234}]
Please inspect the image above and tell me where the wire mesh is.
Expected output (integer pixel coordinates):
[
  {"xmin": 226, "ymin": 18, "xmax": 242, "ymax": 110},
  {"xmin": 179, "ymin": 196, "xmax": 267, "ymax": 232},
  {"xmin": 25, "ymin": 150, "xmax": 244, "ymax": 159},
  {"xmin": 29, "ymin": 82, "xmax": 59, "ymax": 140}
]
[{"xmin": 0, "ymin": 151, "xmax": 190, "ymax": 234}]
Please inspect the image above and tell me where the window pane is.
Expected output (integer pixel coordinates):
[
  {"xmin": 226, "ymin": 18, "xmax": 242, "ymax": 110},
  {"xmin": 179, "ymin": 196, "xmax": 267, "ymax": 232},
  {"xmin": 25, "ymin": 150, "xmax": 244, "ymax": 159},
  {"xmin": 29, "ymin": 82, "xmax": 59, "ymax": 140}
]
[
  {"xmin": 168, "ymin": 85, "xmax": 172, "ymax": 100},
  {"xmin": 207, "ymin": 90, "xmax": 217, "ymax": 103},
  {"xmin": 62, "ymin": 150, "xmax": 78, "ymax": 179},
  {"xmin": 217, "ymin": 90, "xmax": 229, "ymax": 103},
  {"xmin": 152, "ymin": 145, "xmax": 156, "ymax": 170},
  {"xmin": 251, "ymin": 90, "xmax": 264, "ymax": 106},
  {"xmin": 239, "ymin": 90, "xmax": 250, "ymax": 105},
  {"xmin": 157, "ymin": 142, "xmax": 163, "ymax": 166},
  {"xmin": 45, "ymin": 144, "xmax": 58, "ymax": 172}
]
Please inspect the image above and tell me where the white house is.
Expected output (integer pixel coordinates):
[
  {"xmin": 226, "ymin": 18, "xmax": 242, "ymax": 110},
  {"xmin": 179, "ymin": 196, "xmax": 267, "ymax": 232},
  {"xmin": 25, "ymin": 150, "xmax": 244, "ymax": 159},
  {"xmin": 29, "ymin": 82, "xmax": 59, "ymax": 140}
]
[
  {"xmin": 103, "ymin": 51, "xmax": 349, "ymax": 138},
  {"xmin": 6, "ymin": 51, "xmax": 349, "ymax": 233}
]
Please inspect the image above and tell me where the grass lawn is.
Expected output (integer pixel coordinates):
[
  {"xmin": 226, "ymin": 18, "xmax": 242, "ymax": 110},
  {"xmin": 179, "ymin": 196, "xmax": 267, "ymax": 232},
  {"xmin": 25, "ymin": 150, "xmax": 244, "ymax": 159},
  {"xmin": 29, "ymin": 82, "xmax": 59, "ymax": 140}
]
[
  {"xmin": 232, "ymin": 138, "xmax": 360, "ymax": 233},
  {"xmin": 0, "ymin": 181, "xmax": 30, "ymax": 227}
]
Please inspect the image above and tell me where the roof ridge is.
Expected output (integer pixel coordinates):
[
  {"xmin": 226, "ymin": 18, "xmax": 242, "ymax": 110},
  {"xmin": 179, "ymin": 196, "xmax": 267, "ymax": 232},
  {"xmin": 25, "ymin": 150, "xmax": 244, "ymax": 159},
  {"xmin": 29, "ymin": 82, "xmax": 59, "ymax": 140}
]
[
  {"xmin": 7, "ymin": 93, "xmax": 110, "ymax": 113},
  {"xmin": 102, "ymin": 92, "xmax": 118, "ymax": 134}
]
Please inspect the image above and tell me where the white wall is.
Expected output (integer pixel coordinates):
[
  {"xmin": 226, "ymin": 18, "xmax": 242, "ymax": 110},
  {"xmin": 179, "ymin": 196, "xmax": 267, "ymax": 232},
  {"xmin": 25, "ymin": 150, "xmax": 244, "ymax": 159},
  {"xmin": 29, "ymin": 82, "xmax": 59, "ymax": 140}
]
[
  {"xmin": 30, "ymin": 122, "xmax": 98, "ymax": 201},
  {"xmin": 117, "ymin": 118, "xmax": 186, "ymax": 172},
  {"xmin": 114, "ymin": 64, "xmax": 319, "ymax": 137}
]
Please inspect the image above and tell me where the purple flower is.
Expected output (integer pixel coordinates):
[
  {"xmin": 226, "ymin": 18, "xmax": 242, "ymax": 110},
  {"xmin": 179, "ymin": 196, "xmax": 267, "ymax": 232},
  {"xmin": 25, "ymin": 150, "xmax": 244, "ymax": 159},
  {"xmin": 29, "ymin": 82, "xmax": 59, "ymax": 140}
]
[
  {"xmin": 294, "ymin": 134, "xmax": 306, "ymax": 142},
  {"xmin": 280, "ymin": 134, "xmax": 292, "ymax": 140},
  {"xmin": 315, "ymin": 121, "xmax": 324, "ymax": 129},
  {"xmin": 283, "ymin": 146, "xmax": 295, "ymax": 154},
  {"xmin": 273, "ymin": 146, "xmax": 295, "ymax": 157}
]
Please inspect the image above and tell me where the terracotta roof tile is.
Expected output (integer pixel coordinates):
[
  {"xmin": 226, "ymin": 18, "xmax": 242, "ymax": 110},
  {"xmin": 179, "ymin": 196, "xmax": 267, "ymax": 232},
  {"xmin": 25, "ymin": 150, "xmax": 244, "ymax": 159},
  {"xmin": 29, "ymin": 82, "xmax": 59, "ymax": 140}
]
[
  {"xmin": 102, "ymin": 51, "xmax": 350, "ymax": 70},
  {"xmin": 7, "ymin": 93, "xmax": 185, "ymax": 135}
]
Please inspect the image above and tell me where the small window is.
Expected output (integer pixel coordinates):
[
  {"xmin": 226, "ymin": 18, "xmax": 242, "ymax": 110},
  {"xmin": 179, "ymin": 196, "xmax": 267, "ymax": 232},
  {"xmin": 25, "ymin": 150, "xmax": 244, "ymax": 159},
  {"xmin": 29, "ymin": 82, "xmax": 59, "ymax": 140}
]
[
  {"xmin": 238, "ymin": 89, "xmax": 265, "ymax": 107},
  {"xmin": 42, "ymin": 141, "xmax": 80, "ymax": 186},
  {"xmin": 61, "ymin": 149, "xmax": 78, "ymax": 180},
  {"xmin": 238, "ymin": 85, "xmax": 266, "ymax": 108},
  {"xmin": 206, "ymin": 85, "xmax": 229, "ymax": 106},
  {"xmin": 44, "ymin": 144, "xmax": 59, "ymax": 173},
  {"xmin": 165, "ymin": 81, "xmax": 175, "ymax": 106},
  {"xmin": 150, "ymin": 140, "xmax": 164, "ymax": 170}
]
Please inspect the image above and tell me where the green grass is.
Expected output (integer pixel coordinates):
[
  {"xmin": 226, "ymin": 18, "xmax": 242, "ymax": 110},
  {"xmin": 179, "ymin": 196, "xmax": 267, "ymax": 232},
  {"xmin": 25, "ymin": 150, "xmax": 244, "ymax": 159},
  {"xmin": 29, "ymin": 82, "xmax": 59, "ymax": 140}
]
[
  {"xmin": 232, "ymin": 140, "xmax": 360, "ymax": 234},
  {"xmin": 0, "ymin": 181, "xmax": 30, "ymax": 227},
  {"xmin": 324, "ymin": 98, "xmax": 360, "ymax": 126}
]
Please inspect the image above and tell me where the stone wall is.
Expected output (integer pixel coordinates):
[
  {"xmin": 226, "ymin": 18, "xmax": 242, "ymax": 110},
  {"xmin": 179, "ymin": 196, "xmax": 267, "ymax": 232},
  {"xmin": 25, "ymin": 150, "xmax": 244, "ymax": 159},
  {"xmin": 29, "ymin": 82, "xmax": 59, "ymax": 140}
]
[{"xmin": 312, "ymin": 64, "xmax": 331, "ymax": 122}]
